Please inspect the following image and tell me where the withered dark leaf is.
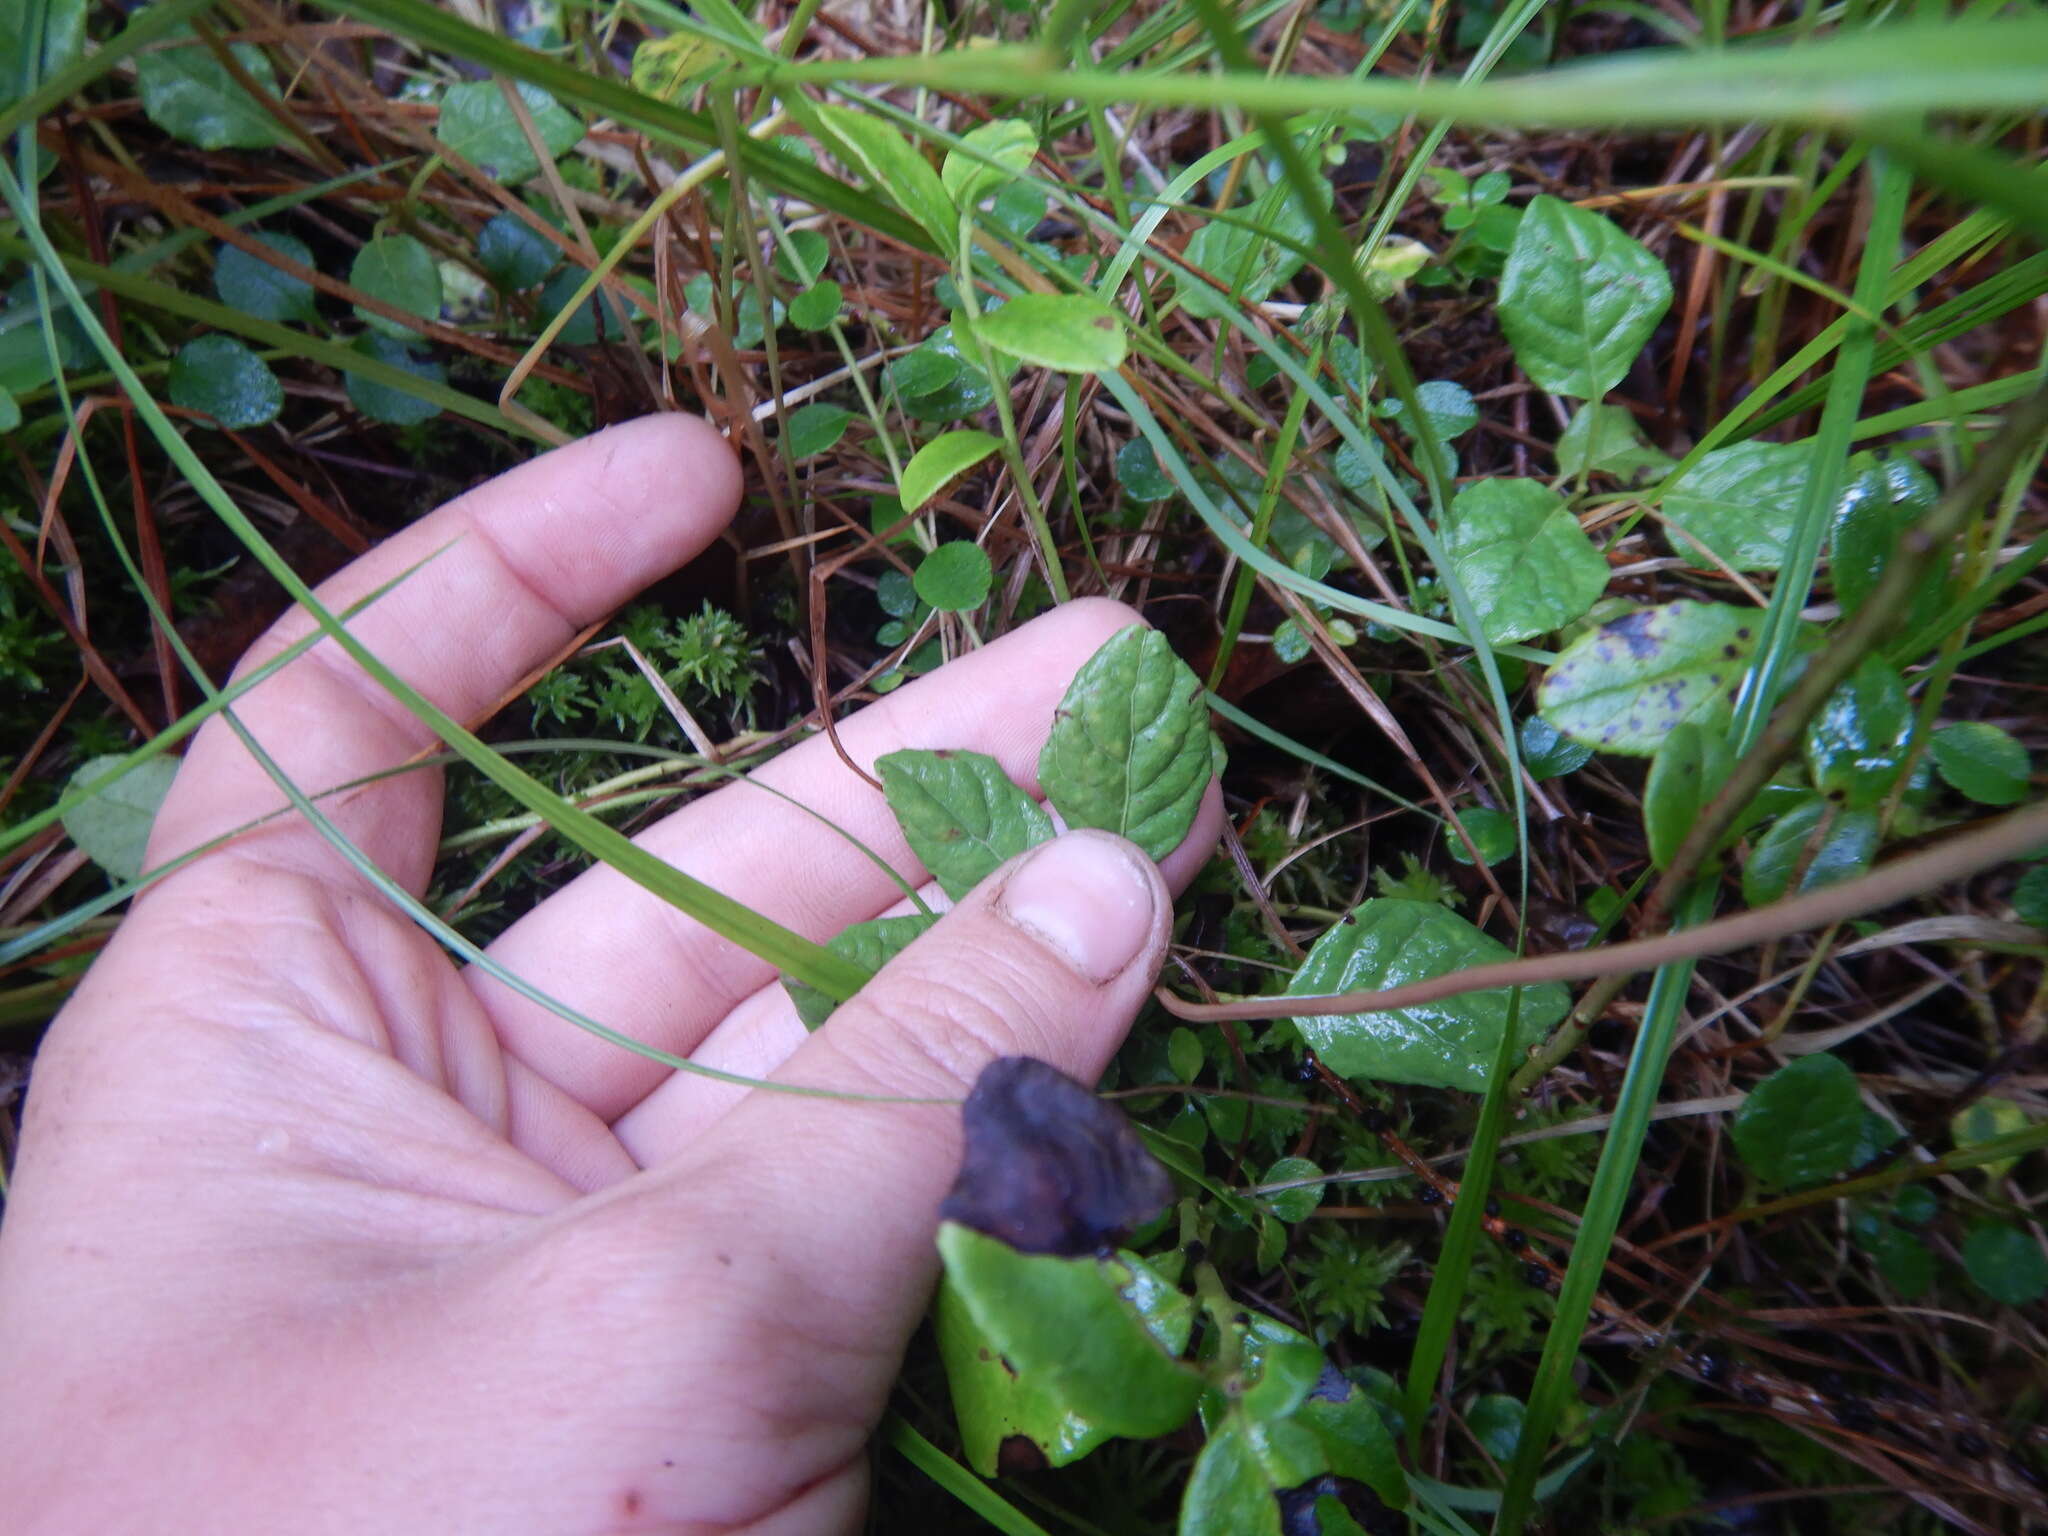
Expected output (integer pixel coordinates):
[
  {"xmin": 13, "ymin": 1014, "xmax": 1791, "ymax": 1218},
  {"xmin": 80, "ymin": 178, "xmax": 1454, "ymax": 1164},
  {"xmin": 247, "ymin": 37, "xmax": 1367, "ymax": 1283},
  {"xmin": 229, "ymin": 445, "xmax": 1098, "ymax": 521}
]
[{"xmin": 939, "ymin": 1056, "xmax": 1174, "ymax": 1256}]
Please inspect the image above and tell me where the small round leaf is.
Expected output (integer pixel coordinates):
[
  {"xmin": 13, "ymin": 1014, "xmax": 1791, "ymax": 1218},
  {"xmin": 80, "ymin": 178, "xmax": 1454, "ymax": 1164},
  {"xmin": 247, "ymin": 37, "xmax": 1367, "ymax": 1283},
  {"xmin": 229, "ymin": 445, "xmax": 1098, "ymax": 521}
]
[
  {"xmin": 913, "ymin": 542, "xmax": 993, "ymax": 613},
  {"xmin": 1929, "ymin": 722, "xmax": 2030, "ymax": 806},
  {"xmin": 168, "ymin": 335, "xmax": 283, "ymax": 429},
  {"xmin": 213, "ymin": 232, "xmax": 318, "ymax": 323},
  {"xmin": 350, "ymin": 234, "xmax": 441, "ymax": 339},
  {"xmin": 1962, "ymin": 1223, "xmax": 2048, "ymax": 1306},
  {"xmin": 1732, "ymin": 1054, "xmax": 1864, "ymax": 1188},
  {"xmin": 783, "ymin": 402, "xmax": 850, "ymax": 460},
  {"xmin": 476, "ymin": 212, "xmax": 559, "ymax": 290}
]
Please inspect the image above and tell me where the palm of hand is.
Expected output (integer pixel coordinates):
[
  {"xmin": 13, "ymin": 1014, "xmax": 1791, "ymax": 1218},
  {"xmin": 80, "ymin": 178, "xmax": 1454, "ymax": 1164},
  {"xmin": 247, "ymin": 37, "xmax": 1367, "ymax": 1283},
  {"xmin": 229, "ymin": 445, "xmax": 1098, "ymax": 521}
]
[{"xmin": 0, "ymin": 417, "xmax": 1219, "ymax": 1533}]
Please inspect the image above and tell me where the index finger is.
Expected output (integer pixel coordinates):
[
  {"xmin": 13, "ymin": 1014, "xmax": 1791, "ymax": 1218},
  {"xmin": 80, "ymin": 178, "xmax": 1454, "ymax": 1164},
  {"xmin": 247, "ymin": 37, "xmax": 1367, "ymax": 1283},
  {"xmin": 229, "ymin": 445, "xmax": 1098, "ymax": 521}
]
[{"xmin": 145, "ymin": 415, "xmax": 742, "ymax": 894}]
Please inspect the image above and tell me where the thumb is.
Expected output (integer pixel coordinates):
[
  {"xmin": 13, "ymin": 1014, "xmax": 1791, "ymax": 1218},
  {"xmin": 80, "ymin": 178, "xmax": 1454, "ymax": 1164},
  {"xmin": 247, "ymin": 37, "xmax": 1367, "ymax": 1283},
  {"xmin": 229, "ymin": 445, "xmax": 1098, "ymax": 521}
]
[{"xmin": 667, "ymin": 828, "xmax": 1176, "ymax": 1396}]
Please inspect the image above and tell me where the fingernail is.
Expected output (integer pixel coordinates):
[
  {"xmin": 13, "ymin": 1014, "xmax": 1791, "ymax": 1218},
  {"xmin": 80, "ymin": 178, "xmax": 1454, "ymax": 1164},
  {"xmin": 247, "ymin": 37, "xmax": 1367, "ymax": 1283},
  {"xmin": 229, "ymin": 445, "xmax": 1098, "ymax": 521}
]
[{"xmin": 996, "ymin": 831, "xmax": 1159, "ymax": 984}]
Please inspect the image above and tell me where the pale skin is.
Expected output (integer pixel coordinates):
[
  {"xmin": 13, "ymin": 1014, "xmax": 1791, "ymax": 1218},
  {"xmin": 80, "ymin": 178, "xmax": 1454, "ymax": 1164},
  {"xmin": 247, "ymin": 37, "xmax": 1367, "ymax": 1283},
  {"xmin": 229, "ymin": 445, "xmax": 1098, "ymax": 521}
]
[{"xmin": 0, "ymin": 415, "xmax": 1223, "ymax": 1534}]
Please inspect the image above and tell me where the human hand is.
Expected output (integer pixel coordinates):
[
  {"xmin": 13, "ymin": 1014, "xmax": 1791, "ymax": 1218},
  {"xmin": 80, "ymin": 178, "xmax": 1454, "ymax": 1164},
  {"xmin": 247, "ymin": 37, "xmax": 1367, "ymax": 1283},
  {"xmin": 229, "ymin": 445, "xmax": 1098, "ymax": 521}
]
[{"xmin": 0, "ymin": 415, "xmax": 1222, "ymax": 1534}]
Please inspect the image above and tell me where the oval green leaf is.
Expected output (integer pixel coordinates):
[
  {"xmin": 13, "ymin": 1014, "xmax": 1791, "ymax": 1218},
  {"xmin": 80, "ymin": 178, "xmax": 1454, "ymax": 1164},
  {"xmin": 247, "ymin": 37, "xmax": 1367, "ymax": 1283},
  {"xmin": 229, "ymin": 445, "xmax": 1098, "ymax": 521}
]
[
  {"xmin": 343, "ymin": 333, "xmax": 445, "ymax": 426},
  {"xmin": 787, "ymin": 279, "xmax": 843, "ymax": 332},
  {"xmin": 1929, "ymin": 721, "xmax": 2030, "ymax": 806},
  {"xmin": 1732, "ymin": 1054, "xmax": 1864, "ymax": 1188},
  {"xmin": 1039, "ymin": 625, "xmax": 1214, "ymax": 861},
  {"xmin": 1536, "ymin": 601, "xmax": 1759, "ymax": 756},
  {"xmin": 900, "ymin": 428, "xmax": 1001, "ymax": 513},
  {"xmin": 436, "ymin": 80, "xmax": 582, "ymax": 185},
  {"xmin": 941, "ymin": 117, "xmax": 1038, "ymax": 208},
  {"xmin": 1661, "ymin": 439, "xmax": 1815, "ymax": 572},
  {"xmin": 783, "ymin": 401, "xmax": 850, "ymax": 460},
  {"xmin": 136, "ymin": 30, "xmax": 285, "ymax": 150},
  {"xmin": 877, "ymin": 747, "xmax": 1054, "ymax": 899},
  {"xmin": 1804, "ymin": 656, "xmax": 1913, "ymax": 810},
  {"xmin": 913, "ymin": 542, "xmax": 993, "ymax": 613},
  {"xmin": 168, "ymin": 334, "xmax": 283, "ymax": 430},
  {"xmin": 781, "ymin": 911, "xmax": 937, "ymax": 1029},
  {"xmin": 476, "ymin": 212, "xmax": 559, "ymax": 290},
  {"xmin": 816, "ymin": 103, "xmax": 957, "ymax": 246},
  {"xmin": 1443, "ymin": 477, "xmax": 1608, "ymax": 645},
  {"xmin": 1116, "ymin": 437, "xmax": 1177, "ymax": 503},
  {"xmin": 350, "ymin": 234, "xmax": 441, "ymax": 339},
  {"xmin": 974, "ymin": 292, "xmax": 1128, "ymax": 374},
  {"xmin": 213, "ymin": 232, "xmax": 318, "ymax": 324},
  {"xmin": 1285, "ymin": 899, "xmax": 1568, "ymax": 1092},
  {"xmin": 1446, "ymin": 806, "xmax": 1516, "ymax": 867},
  {"xmin": 61, "ymin": 754, "xmax": 180, "ymax": 882},
  {"xmin": 1642, "ymin": 721, "xmax": 1736, "ymax": 870},
  {"xmin": 1742, "ymin": 798, "xmax": 1878, "ymax": 906},
  {"xmin": 1832, "ymin": 450, "xmax": 1942, "ymax": 620},
  {"xmin": 1261, "ymin": 1157, "xmax": 1326, "ymax": 1224},
  {"xmin": 1962, "ymin": 1222, "xmax": 2048, "ymax": 1306},
  {"xmin": 1519, "ymin": 714, "xmax": 1593, "ymax": 780},
  {"xmin": 1498, "ymin": 195, "xmax": 1672, "ymax": 399}
]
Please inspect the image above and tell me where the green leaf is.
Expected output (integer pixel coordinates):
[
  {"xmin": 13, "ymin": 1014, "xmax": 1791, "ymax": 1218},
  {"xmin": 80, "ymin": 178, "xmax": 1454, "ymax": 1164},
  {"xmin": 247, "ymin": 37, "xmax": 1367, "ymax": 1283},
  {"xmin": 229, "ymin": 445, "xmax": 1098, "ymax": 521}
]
[
  {"xmin": 1262, "ymin": 1157, "xmax": 1326, "ymax": 1223},
  {"xmin": 136, "ymin": 29, "xmax": 285, "ymax": 151},
  {"xmin": 344, "ymin": 333, "xmax": 445, "ymax": 426},
  {"xmin": 1536, "ymin": 601, "xmax": 1760, "ymax": 756},
  {"xmin": 1518, "ymin": 715, "xmax": 1592, "ymax": 780},
  {"xmin": 1180, "ymin": 1416, "xmax": 1320, "ymax": 1536},
  {"xmin": 627, "ymin": 31, "xmax": 727, "ymax": 103},
  {"xmin": 1855, "ymin": 1216, "xmax": 1934, "ymax": 1299},
  {"xmin": 1732, "ymin": 1054, "xmax": 1864, "ymax": 1188},
  {"xmin": 1178, "ymin": 174, "xmax": 1325, "ymax": 319},
  {"xmin": 0, "ymin": 385, "xmax": 18, "ymax": 434},
  {"xmin": 1116, "ymin": 437, "xmax": 1176, "ymax": 503},
  {"xmin": 1442, "ymin": 478, "xmax": 1608, "ymax": 645},
  {"xmin": 1285, "ymin": 899, "xmax": 1568, "ymax": 1092},
  {"xmin": 914, "ymin": 542, "xmax": 993, "ymax": 612},
  {"xmin": 436, "ymin": 80, "xmax": 582, "ymax": 185},
  {"xmin": 1661, "ymin": 439, "xmax": 1815, "ymax": 572},
  {"xmin": 1386, "ymin": 379, "xmax": 1478, "ymax": 441},
  {"xmin": 350, "ymin": 234, "xmax": 441, "ymax": 339},
  {"xmin": 783, "ymin": 912, "xmax": 938, "ymax": 1029},
  {"xmin": 1929, "ymin": 722, "xmax": 2030, "ymax": 806},
  {"xmin": 1446, "ymin": 806, "xmax": 1515, "ymax": 867},
  {"xmin": 213, "ymin": 233, "xmax": 318, "ymax": 324},
  {"xmin": 783, "ymin": 402, "xmax": 850, "ymax": 459},
  {"xmin": 787, "ymin": 279, "xmax": 842, "ymax": 331},
  {"xmin": 168, "ymin": 334, "xmax": 283, "ymax": 430},
  {"xmin": 1554, "ymin": 401, "xmax": 1672, "ymax": 482},
  {"xmin": 536, "ymin": 266, "xmax": 607, "ymax": 344},
  {"xmin": 900, "ymin": 427, "xmax": 1002, "ymax": 512},
  {"xmin": 1642, "ymin": 721, "xmax": 1736, "ymax": 870},
  {"xmin": 1498, "ymin": 195, "xmax": 1672, "ymax": 399},
  {"xmin": 877, "ymin": 748, "xmax": 1054, "ymax": 900},
  {"xmin": 936, "ymin": 1248, "xmax": 1194, "ymax": 1476},
  {"xmin": 941, "ymin": 118, "xmax": 1038, "ymax": 208},
  {"xmin": 816, "ymin": 103, "xmax": 957, "ymax": 245},
  {"xmin": 1805, "ymin": 657, "xmax": 1914, "ymax": 810},
  {"xmin": 0, "ymin": 0, "xmax": 85, "ymax": 114},
  {"xmin": 1952, "ymin": 1097, "xmax": 2030, "ymax": 1181},
  {"xmin": 2013, "ymin": 864, "xmax": 2048, "ymax": 928},
  {"xmin": 938, "ymin": 1223, "xmax": 1202, "ymax": 1439},
  {"xmin": 974, "ymin": 292, "xmax": 1128, "ymax": 374},
  {"xmin": 1831, "ymin": 451, "xmax": 1942, "ymax": 619},
  {"xmin": 1742, "ymin": 799, "xmax": 1879, "ymax": 906},
  {"xmin": 61, "ymin": 755, "xmax": 180, "ymax": 881},
  {"xmin": 1467, "ymin": 1394, "xmax": 1524, "ymax": 1462},
  {"xmin": 476, "ymin": 212, "xmax": 559, "ymax": 290},
  {"xmin": 1038, "ymin": 626, "xmax": 1214, "ymax": 861},
  {"xmin": 1962, "ymin": 1222, "xmax": 2048, "ymax": 1306},
  {"xmin": 898, "ymin": 325, "xmax": 996, "ymax": 422},
  {"xmin": 775, "ymin": 229, "xmax": 830, "ymax": 283},
  {"xmin": 1168, "ymin": 1026, "xmax": 1205, "ymax": 1084}
]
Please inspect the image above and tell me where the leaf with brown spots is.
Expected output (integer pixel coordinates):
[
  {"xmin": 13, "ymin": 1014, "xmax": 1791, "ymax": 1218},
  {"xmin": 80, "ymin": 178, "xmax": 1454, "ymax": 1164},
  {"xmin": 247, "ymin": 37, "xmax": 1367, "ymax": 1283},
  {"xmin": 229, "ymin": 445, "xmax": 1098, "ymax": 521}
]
[{"xmin": 1536, "ymin": 601, "xmax": 1769, "ymax": 756}]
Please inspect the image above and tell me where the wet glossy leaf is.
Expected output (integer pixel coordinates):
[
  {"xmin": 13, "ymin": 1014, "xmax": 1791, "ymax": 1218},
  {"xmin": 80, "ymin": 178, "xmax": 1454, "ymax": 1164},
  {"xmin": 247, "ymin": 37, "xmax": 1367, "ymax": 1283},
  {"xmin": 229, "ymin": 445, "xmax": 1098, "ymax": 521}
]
[
  {"xmin": 876, "ymin": 567, "xmax": 919, "ymax": 619},
  {"xmin": 1554, "ymin": 402, "xmax": 1671, "ymax": 482},
  {"xmin": 941, "ymin": 118, "xmax": 1038, "ymax": 207},
  {"xmin": 1962, "ymin": 1223, "xmax": 2048, "ymax": 1305},
  {"xmin": 1116, "ymin": 438, "xmax": 1177, "ymax": 503},
  {"xmin": 475, "ymin": 212, "xmax": 558, "ymax": 290},
  {"xmin": 168, "ymin": 335, "xmax": 282, "ymax": 430},
  {"xmin": 939, "ymin": 1223, "xmax": 1201, "ymax": 1435},
  {"xmin": 137, "ymin": 30, "xmax": 286, "ymax": 150},
  {"xmin": 782, "ymin": 911, "xmax": 936, "ymax": 1028},
  {"xmin": 817, "ymin": 103, "xmax": 956, "ymax": 244},
  {"xmin": 1831, "ymin": 451, "xmax": 1941, "ymax": 618},
  {"xmin": 1285, "ymin": 900, "xmax": 1567, "ymax": 1092},
  {"xmin": 899, "ymin": 325, "xmax": 997, "ymax": 422},
  {"xmin": 1742, "ymin": 798, "xmax": 1878, "ymax": 906},
  {"xmin": 783, "ymin": 402, "xmax": 850, "ymax": 459},
  {"xmin": 1805, "ymin": 657, "xmax": 1914, "ymax": 810},
  {"xmin": 62, "ymin": 755, "xmax": 179, "ymax": 881},
  {"xmin": 1952, "ymin": 1097, "xmax": 2030, "ymax": 1181},
  {"xmin": 1519, "ymin": 715, "xmax": 1593, "ymax": 780},
  {"xmin": 1929, "ymin": 722, "xmax": 2030, "ymax": 806},
  {"xmin": 887, "ymin": 341, "xmax": 958, "ymax": 399},
  {"xmin": 1498, "ymin": 195, "xmax": 1671, "ymax": 399},
  {"xmin": 936, "ymin": 1247, "xmax": 1193, "ymax": 1475},
  {"xmin": 1467, "ymin": 1394, "xmax": 1524, "ymax": 1462},
  {"xmin": 1732, "ymin": 1054, "xmax": 1863, "ymax": 1188},
  {"xmin": 1386, "ymin": 379, "xmax": 1478, "ymax": 442},
  {"xmin": 1442, "ymin": 478, "xmax": 1607, "ymax": 645},
  {"xmin": 436, "ymin": 80, "xmax": 582, "ymax": 184},
  {"xmin": 1661, "ymin": 440, "xmax": 1814, "ymax": 572},
  {"xmin": 1642, "ymin": 721, "xmax": 1736, "ymax": 869},
  {"xmin": 914, "ymin": 542, "xmax": 994, "ymax": 612},
  {"xmin": 1446, "ymin": 806, "xmax": 1516, "ymax": 867},
  {"xmin": 350, "ymin": 234, "xmax": 441, "ymax": 339},
  {"xmin": 1178, "ymin": 175, "xmax": 1324, "ymax": 319},
  {"xmin": 1262, "ymin": 1157, "xmax": 1326, "ymax": 1223},
  {"xmin": 343, "ymin": 333, "xmax": 444, "ymax": 426},
  {"xmin": 2013, "ymin": 864, "xmax": 2048, "ymax": 928},
  {"xmin": 787, "ymin": 279, "xmax": 842, "ymax": 331},
  {"xmin": 1039, "ymin": 626, "xmax": 1213, "ymax": 861},
  {"xmin": 1536, "ymin": 601, "xmax": 1760, "ymax": 756},
  {"xmin": 975, "ymin": 292, "xmax": 1127, "ymax": 374},
  {"xmin": 900, "ymin": 428, "xmax": 1001, "ymax": 512},
  {"xmin": 213, "ymin": 233, "xmax": 318, "ymax": 323},
  {"xmin": 877, "ymin": 748, "xmax": 1053, "ymax": 900}
]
